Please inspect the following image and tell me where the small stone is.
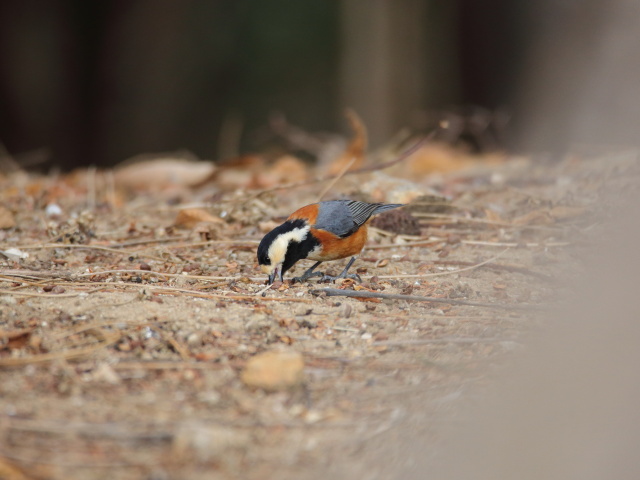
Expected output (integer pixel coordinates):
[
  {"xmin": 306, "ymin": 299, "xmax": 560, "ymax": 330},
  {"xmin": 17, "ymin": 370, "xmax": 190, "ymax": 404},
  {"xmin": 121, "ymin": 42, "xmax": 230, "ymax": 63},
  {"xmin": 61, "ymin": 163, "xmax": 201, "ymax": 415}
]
[
  {"xmin": 241, "ymin": 350, "xmax": 304, "ymax": 391},
  {"xmin": 186, "ymin": 332, "xmax": 202, "ymax": 347},
  {"xmin": 45, "ymin": 203, "xmax": 63, "ymax": 217},
  {"xmin": 93, "ymin": 363, "xmax": 121, "ymax": 384},
  {"xmin": 339, "ymin": 303, "xmax": 353, "ymax": 318}
]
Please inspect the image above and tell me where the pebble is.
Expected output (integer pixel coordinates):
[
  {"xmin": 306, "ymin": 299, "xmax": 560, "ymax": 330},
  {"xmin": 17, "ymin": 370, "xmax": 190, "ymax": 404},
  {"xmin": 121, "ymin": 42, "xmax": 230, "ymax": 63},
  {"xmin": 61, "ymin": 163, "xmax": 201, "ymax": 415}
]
[
  {"xmin": 186, "ymin": 332, "xmax": 202, "ymax": 347},
  {"xmin": 45, "ymin": 203, "xmax": 63, "ymax": 217},
  {"xmin": 240, "ymin": 350, "xmax": 304, "ymax": 391}
]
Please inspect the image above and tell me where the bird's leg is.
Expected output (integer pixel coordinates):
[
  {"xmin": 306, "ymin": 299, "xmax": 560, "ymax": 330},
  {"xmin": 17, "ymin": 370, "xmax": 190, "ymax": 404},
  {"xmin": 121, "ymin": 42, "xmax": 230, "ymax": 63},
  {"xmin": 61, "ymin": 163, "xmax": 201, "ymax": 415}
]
[
  {"xmin": 320, "ymin": 257, "xmax": 362, "ymax": 283},
  {"xmin": 292, "ymin": 261, "xmax": 324, "ymax": 283}
]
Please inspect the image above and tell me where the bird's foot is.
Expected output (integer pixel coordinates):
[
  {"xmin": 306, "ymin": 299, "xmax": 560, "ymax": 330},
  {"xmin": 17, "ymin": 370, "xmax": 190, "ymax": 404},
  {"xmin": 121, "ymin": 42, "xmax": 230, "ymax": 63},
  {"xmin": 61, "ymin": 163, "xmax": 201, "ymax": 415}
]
[
  {"xmin": 319, "ymin": 272, "xmax": 362, "ymax": 283},
  {"xmin": 292, "ymin": 271, "xmax": 324, "ymax": 284}
]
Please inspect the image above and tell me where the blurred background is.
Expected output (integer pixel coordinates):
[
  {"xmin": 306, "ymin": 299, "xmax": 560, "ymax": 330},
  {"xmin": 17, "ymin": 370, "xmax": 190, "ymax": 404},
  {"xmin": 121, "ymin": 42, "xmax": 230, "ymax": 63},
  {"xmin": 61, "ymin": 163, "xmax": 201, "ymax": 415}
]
[{"xmin": 1, "ymin": 0, "xmax": 639, "ymax": 170}]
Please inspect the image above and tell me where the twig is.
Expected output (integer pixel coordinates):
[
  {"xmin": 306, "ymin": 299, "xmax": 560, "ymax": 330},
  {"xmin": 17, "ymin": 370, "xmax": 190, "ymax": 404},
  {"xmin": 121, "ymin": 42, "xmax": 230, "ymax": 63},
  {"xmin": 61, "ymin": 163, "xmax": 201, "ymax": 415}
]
[
  {"xmin": 317, "ymin": 155, "xmax": 357, "ymax": 201},
  {"xmin": 105, "ymin": 235, "xmax": 190, "ymax": 248},
  {"xmin": 311, "ymin": 288, "xmax": 541, "ymax": 311},
  {"xmin": 462, "ymin": 240, "xmax": 571, "ymax": 248},
  {"xmin": 0, "ymin": 332, "xmax": 121, "ymax": 367},
  {"xmin": 433, "ymin": 259, "xmax": 551, "ymax": 280},
  {"xmin": 372, "ymin": 337, "xmax": 516, "ymax": 346},
  {"xmin": 0, "ymin": 289, "xmax": 83, "ymax": 298},
  {"xmin": 374, "ymin": 247, "xmax": 511, "ymax": 279},
  {"xmin": 113, "ymin": 361, "xmax": 227, "ymax": 370},
  {"xmin": 364, "ymin": 239, "xmax": 443, "ymax": 250},
  {"xmin": 414, "ymin": 212, "xmax": 565, "ymax": 231},
  {"xmin": 163, "ymin": 335, "xmax": 191, "ymax": 361}
]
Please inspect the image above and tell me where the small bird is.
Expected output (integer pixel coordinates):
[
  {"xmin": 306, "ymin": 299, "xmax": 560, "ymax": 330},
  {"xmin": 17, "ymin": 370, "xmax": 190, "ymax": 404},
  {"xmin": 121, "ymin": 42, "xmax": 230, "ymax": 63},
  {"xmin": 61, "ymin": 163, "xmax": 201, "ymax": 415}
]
[{"xmin": 257, "ymin": 200, "xmax": 404, "ymax": 284}]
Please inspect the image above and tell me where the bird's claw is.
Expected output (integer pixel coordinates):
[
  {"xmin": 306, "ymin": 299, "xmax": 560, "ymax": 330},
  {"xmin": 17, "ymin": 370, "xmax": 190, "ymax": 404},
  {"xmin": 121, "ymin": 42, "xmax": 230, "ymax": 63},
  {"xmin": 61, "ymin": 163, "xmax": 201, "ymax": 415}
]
[
  {"xmin": 319, "ymin": 272, "xmax": 362, "ymax": 283},
  {"xmin": 292, "ymin": 271, "xmax": 324, "ymax": 284}
]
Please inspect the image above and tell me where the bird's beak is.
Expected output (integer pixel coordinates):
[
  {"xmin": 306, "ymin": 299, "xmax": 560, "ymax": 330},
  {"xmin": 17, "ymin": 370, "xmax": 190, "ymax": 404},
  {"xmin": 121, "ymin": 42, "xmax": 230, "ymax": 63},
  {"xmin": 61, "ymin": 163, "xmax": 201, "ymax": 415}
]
[{"xmin": 268, "ymin": 265, "xmax": 282, "ymax": 285}]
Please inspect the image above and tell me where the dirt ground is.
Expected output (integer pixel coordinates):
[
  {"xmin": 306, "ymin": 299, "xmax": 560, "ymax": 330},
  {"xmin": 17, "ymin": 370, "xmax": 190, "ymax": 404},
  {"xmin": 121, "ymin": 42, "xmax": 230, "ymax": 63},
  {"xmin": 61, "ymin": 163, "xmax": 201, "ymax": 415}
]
[{"xmin": 0, "ymin": 147, "xmax": 636, "ymax": 479}]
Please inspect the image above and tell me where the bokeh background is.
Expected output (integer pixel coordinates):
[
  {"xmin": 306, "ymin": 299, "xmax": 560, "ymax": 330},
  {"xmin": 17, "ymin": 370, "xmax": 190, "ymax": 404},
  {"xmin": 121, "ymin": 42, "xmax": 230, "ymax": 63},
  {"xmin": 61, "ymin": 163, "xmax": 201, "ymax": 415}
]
[{"xmin": 1, "ymin": 0, "xmax": 639, "ymax": 170}]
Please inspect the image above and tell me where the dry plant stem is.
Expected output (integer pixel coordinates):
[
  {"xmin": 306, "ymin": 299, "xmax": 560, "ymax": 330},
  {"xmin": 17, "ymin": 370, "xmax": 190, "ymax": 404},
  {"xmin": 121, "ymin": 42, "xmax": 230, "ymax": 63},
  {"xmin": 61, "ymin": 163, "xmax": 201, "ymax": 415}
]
[
  {"xmin": 75, "ymin": 269, "xmax": 257, "ymax": 283},
  {"xmin": 313, "ymin": 288, "xmax": 540, "ymax": 311},
  {"xmin": 3, "ymin": 417, "xmax": 174, "ymax": 441},
  {"xmin": 372, "ymin": 337, "xmax": 513, "ymax": 346},
  {"xmin": 15, "ymin": 243, "xmax": 154, "ymax": 258},
  {"xmin": 0, "ymin": 289, "xmax": 84, "ymax": 298},
  {"xmin": 51, "ymin": 317, "xmax": 174, "ymax": 341},
  {"xmin": 433, "ymin": 259, "xmax": 551, "ymax": 280},
  {"xmin": 0, "ymin": 332, "xmax": 120, "ymax": 367},
  {"xmin": 375, "ymin": 247, "xmax": 510, "ymax": 279},
  {"xmin": 414, "ymin": 212, "xmax": 566, "ymax": 231},
  {"xmin": 462, "ymin": 239, "xmax": 571, "ymax": 248},
  {"xmin": 318, "ymin": 155, "xmax": 357, "ymax": 201},
  {"xmin": 106, "ymin": 235, "xmax": 189, "ymax": 248}
]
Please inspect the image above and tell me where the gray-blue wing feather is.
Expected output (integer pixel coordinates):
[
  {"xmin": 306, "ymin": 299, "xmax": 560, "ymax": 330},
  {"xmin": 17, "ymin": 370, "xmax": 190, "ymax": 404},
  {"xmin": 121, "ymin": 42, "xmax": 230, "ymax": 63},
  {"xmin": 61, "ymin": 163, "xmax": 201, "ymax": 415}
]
[{"xmin": 315, "ymin": 200, "xmax": 404, "ymax": 238}]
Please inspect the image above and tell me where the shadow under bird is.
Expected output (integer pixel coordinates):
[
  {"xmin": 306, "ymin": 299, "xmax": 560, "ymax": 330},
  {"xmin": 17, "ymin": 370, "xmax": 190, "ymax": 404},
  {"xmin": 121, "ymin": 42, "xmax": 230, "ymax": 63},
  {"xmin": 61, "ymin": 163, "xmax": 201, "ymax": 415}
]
[{"xmin": 257, "ymin": 200, "xmax": 404, "ymax": 284}]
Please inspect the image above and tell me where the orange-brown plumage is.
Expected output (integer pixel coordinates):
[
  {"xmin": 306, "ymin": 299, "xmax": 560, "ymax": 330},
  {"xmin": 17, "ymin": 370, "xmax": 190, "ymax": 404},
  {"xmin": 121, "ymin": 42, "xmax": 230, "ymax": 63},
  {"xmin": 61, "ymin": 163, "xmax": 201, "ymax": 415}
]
[
  {"xmin": 309, "ymin": 225, "xmax": 368, "ymax": 261},
  {"xmin": 287, "ymin": 203, "xmax": 319, "ymax": 224}
]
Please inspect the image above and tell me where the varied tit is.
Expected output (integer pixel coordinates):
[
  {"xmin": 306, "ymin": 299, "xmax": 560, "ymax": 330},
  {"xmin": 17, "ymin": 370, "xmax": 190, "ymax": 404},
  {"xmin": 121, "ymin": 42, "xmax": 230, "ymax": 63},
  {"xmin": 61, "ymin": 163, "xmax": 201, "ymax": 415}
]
[{"xmin": 257, "ymin": 200, "xmax": 404, "ymax": 284}]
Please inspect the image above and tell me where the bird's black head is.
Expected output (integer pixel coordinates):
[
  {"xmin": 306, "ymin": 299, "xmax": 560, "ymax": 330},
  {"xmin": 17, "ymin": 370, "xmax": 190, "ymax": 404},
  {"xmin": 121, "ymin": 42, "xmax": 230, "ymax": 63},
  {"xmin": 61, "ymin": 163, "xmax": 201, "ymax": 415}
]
[{"xmin": 256, "ymin": 219, "xmax": 319, "ymax": 284}]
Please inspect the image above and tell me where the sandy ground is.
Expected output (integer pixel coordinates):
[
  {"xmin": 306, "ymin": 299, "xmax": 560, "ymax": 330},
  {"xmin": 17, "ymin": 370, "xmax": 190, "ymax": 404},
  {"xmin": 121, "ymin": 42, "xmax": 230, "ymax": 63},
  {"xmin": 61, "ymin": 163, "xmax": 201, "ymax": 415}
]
[{"xmin": 0, "ymin": 150, "xmax": 635, "ymax": 479}]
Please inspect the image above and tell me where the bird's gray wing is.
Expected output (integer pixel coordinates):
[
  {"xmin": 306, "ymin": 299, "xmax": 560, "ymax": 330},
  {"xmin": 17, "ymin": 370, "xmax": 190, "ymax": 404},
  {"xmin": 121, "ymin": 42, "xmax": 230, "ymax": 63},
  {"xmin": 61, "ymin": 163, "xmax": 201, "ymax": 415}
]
[{"xmin": 315, "ymin": 200, "xmax": 403, "ymax": 238}]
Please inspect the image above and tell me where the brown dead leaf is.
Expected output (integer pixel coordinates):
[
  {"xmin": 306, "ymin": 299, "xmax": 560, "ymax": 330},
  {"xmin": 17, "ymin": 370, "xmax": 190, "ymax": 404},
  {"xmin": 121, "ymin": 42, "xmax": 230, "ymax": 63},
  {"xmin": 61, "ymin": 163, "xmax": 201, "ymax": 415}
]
[
  {"xmin": 0, "ymin": 206, "xmax": 16, "ymax": 229},
  {"xmin": 0, "ymin": 328, "xmax": 34, "ymax": 350},
  {"xmin": 114, "ymin": 153, "xmax": 216, "ymax": 190},
  {"xmin": 210, "ymin": 155, "xmax": 266, "ymax": 190},
  {"xmin": 355, "ymin": 297, "xmax": 382, "ymax": 303},
  {"xmin": 256, "ymin": 155, "xmax": 309, "ymax": 188},
  {"xmin": 174, "ymin": 208, "xmax": 224, "ymax": 229},
  {"xmin": 326, "ymin": 109, "xmax": 367, "ymax": 176},
  {"xmin": 512, "ymin": 209, "xmax": 554, "ymax": 226},
  {"xmin": 549, "ymin": 205, "xmax": 587, "ymax": 220},
  {"xmin": 390, "ymin": 142, "xmax": 505, "ymax": 178}
]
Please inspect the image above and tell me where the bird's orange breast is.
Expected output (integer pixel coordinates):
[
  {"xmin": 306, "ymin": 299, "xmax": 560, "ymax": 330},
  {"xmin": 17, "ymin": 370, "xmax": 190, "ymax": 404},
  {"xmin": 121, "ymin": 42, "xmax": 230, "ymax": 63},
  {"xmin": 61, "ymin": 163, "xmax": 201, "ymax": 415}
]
[{"xmin": 308, "ymin": 224, "xmax": 368, "ymax": 261}]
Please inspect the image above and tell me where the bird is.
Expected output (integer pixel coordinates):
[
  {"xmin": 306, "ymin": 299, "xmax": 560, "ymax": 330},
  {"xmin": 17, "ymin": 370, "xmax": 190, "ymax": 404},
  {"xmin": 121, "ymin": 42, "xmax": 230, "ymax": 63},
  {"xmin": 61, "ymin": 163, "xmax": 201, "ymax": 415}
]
[{"xmin": 257, "ymin": 200, "xmax": 404, "ymax": 285}]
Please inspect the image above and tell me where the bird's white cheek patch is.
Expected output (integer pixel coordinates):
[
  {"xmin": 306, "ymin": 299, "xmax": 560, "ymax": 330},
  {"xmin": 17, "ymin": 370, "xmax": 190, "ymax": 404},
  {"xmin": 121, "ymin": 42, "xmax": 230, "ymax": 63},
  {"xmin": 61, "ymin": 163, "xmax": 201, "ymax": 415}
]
[{"xmin": 267, "ymin": 226, "xmax": 310, "ymax": 265}]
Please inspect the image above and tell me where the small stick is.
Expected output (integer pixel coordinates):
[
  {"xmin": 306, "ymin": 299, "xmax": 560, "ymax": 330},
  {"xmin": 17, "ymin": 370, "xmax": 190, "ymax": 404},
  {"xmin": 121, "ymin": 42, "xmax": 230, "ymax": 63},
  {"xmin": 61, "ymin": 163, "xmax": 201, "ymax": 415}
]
[
  {"xmin": 462, "ymin": 240, "xmax": 571, "ymax": 248},
  {"xmin": 0, "ymin": 332, "xmax": 120, "ymax": 367},
  {"xmin": 0, "ymin": 289, "xmax": 82, "ymax": 298},
  {"xmin": 312, "ymin": 288, "xmax": 541, "ymax": 311},
  {"xmin": 375, "ymin": 247, "xmax": 510, "ymax": 279},
  {"xmin": 372, "ymin": 337, "xmax": 515, "ymax": 346},
  {"xmin": 433, "ymin": 259, "xmax": 551, "ymax": 280},
  {"xmin": 413, "ymin": 212, "xmax": 565, "ymax": 231},
  {"xmin": 317, "ymin": 155, "xmax": 357, "ymax": 201},
  {"xmin": 105, "ymin": 235, "xmax": 190, "ymax": 248}
]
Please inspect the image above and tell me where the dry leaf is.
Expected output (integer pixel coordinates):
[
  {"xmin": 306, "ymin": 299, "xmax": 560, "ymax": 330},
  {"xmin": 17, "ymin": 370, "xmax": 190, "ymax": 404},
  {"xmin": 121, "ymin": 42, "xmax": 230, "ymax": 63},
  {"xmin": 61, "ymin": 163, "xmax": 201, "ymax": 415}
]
[
  {"xmin": 255, "ymin": 155, "xmax": 309, "ymax": 188},
  {"xmin": 549, "ymin": 205, "xmax": 587, "ymax": 220},
  {"xmin": 0, "ymin": 206, "xmax": 15, "ymax": 229},
  {"xmin": 114, "ymin": 153, "xmax": 216, "ymax": 190},
  {"xmin": 175, "ymin": 208, "xmax": 224, "ymax": 228},
  {"xmin": 512, "ymin": 209, "xmax": 553, "ymax": 225},
  {"xmin": 325, "ymin": 109, "xmax": 367, "ymax": 176},
  {"xmin": 0, "ymin": 328, "xmax": 34, "ymax": 350}
]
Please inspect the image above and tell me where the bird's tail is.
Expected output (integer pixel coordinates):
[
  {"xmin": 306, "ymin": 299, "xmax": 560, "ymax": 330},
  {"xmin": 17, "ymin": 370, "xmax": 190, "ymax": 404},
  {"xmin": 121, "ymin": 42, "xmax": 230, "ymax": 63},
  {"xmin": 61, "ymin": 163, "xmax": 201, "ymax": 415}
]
[{"xmin": 371, "ymin": 203, "xmax": 405, "ymax": 216}]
